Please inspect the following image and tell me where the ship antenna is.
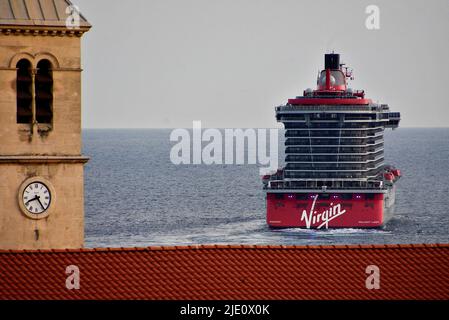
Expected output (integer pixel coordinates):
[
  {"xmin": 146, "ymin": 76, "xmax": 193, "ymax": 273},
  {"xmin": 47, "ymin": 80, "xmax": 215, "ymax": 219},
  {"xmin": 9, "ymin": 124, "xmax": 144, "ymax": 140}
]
[{"xmin": 342, "ymin": 63, "xmax": 354, "ymax": 81}]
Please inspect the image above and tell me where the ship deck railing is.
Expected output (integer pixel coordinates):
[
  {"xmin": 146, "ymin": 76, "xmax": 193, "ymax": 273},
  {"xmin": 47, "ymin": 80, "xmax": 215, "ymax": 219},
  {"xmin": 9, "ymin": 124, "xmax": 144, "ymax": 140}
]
[
  {"xmin": 276, "ymin": 105, "xmax": 384, "ymax": 112},
  {"xmin": 285, "ymin": 139, "xmax": 384, "ymax": 147},
  {"xmin": 285, "ymin": 148, "xmax": 383, "ymax": 156},
  {"xmin": 279, "ymin": 119, "xmax": 390, "ymax": 123},
  {"xmin": 285, "ymin": 131, "xmax": 384, "ymax": 138},
  {"xmin": 264, "ymin": 180, "xmax": 387, "ymax": 191},
  {"xmin": 286, "ymin": 155, "xmax": 384, "ymax": 164},
  {"xmin": 283, "ymin": 126, "xmax": 386, "ymax": 131},
  {"xmin": 263, "ymin": 187, "xmax": 389, "ymax": 193},
  {"xmin": 284, "ymin": 174, "xmax": 381, "ymax": 179},
  {"xmin": 285, "ymin": 146, "xmax": 385, "ymax": 154},
  {"xmin": 284, "ymin": 162, "xmax": 385, "ymax": 172}
]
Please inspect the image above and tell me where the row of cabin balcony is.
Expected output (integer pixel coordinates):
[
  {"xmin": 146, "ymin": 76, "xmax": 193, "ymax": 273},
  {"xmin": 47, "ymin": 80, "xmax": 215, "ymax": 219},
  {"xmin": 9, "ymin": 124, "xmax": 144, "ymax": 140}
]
[
  {"xmin": 275, "ymin": 105, "xmax": 382, "ymax": 112},
  {"xmin": 277, "ymin": 112, "xmax": 400, "ymax": 127},
  {"xmin": 285, "ymin": 157, "xmax": 384, "ymax": 165},
  {"xmin": 285, "ymin": 128, "xmax": 384, "ymax": 138},
  {"xmin": 285, "ymin": 151, "xmax": 384, "ymax": 163},
  {"xmin": 277, "ymin": 113, "xmax": 381, "ymax": 120},
  {"xmin": 284, "ymin": 136, "xmax": 384, "ymax": 146},
  {"xmin": 284, "ymin": 139, "xmax": 384, "ymax": 148},
  {"xmin": 285, "ymin": 151, "xmax": 384, "ymax": 156},
  {"xmin": 285, "ymin": 144, "xmax": 384, "ymax": 154},
  {"xmin": 285, "ymin": 159, "xmax": 384, "ymax": 171},
  {"xmin": 267, "ymin": 180, "xmax": 384, "ymax": 190},
  {"xmin": 283, "ymin": 122, "xmax": 388, "ymax": 129},
  {"xmin": 284, "ymin": 170, "xmax": 382, "ymax": 179},
  {"xmin": 283, "ymin": 125, "xmax": 386, "ymax": 131},
  {"xmin": 283, "ymin": 174, "xmax": 379, "ymax": 180},
  {"xmin": 385, "ymin": 119, "xmax": 400, "ymax": 128},
  {"xmin": 276, "ymin": 105, "xmax": 394, "ymax": 114},
  {"xmin": 278, "ymin": 117, "xmax": 391, "ymax": 123}
]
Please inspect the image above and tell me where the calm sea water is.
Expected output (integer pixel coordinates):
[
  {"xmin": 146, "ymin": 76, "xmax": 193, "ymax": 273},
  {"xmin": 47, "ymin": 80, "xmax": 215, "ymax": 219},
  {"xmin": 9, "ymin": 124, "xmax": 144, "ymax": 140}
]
[{"xmin": 83, "ymin": 128, "xmax": 449, "ymax": 247}]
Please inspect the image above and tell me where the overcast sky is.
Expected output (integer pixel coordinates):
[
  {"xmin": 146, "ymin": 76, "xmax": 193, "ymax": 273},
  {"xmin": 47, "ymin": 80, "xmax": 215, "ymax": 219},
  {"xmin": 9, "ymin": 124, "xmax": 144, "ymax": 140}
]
[{"xmin": 75, "ymin": 0, "xmax": 449, "ymax": 128}]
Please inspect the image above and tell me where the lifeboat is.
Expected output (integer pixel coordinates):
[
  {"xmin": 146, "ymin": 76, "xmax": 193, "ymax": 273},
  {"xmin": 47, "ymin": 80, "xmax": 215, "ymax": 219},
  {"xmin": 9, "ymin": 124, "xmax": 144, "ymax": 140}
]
[
  {"xmin": 391, "ymin": 169, "xmax": 401, "ymax": 177},
  {"xmin": 384, "ymin": 172, "xmax": 394, "ymax": 181}
]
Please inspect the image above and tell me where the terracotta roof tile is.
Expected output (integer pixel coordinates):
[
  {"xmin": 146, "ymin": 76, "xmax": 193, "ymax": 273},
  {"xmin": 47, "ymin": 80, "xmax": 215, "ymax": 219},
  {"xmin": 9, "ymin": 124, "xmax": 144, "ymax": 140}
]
[{"xmin": 0, "ymin": 244, "xmax": 448, "ymax": 300}]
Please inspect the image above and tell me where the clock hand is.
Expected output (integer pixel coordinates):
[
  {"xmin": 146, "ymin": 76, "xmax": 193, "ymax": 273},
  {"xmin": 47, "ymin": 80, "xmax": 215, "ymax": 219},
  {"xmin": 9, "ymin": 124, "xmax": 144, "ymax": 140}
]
[
  {"xmin": 36, "ymin": 196, "xmax": 45, "ymax": 210},
  {"xmin": 25, "ymin": 196, "xmax": 39, "ymax": 205}
]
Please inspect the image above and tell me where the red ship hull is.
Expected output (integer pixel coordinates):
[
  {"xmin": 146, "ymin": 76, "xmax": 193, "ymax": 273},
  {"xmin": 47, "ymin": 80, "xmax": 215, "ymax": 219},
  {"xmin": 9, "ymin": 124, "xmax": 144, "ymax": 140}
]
[{"xmin": 266, "ymin": 189, "xmax": 395, "ymax": 229}]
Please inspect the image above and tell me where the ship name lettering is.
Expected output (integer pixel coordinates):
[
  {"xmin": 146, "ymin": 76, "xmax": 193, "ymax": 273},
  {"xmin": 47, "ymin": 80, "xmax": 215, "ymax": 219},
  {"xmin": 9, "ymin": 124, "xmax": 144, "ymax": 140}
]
[{"xmin": 301, "ymin": 195, "xmax": 346, "ymax": 229}]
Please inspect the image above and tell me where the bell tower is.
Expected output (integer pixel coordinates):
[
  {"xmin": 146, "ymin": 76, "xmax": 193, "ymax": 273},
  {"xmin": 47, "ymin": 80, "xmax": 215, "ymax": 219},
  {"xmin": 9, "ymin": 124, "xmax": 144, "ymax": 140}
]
[{"xmin": 0, "ymin": 0, "xmax": 91, "ymax": 249}]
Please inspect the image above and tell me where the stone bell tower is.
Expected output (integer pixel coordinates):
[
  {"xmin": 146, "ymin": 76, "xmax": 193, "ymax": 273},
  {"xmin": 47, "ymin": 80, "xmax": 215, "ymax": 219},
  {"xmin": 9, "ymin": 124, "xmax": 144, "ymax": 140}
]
[{"xmin": 0, "ymin": 0, "xmax": 91, "ymax": 249}]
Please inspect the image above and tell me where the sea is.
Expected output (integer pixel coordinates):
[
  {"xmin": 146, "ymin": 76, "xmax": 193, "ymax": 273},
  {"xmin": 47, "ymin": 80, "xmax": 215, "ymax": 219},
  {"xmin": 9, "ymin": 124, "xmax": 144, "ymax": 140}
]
[{"xmin": 83, "ymin": 128, "xmax": 449, "ymax": 247}]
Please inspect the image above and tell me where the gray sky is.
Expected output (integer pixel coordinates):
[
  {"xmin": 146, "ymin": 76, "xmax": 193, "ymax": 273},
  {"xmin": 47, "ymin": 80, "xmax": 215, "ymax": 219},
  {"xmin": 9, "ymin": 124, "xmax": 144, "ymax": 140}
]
[{"xmin": 75, "ymin": 0, "xmax": 449, "ymax": 128}]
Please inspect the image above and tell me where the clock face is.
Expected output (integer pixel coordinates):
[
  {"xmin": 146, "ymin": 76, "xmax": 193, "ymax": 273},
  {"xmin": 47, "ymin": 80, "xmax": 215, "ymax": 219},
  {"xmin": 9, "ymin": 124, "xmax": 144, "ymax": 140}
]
[{"xmin": 22, "ymin": 182, "xmax": 52, "ymax": 214}]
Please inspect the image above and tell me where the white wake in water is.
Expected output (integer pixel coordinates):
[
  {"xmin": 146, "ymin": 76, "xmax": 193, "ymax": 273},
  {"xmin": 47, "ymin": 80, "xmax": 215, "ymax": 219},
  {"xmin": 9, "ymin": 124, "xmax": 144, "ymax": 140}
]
[{"xmin": 276, "ymin": 227, "xmax": 391, "ymax": 236}]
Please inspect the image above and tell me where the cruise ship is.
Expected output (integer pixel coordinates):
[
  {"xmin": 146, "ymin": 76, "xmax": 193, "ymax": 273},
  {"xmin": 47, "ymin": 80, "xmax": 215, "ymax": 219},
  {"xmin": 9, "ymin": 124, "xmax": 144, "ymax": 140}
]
[{"xmin": 263, "ymin": 53, "xmax": 401, "ymax": 229}]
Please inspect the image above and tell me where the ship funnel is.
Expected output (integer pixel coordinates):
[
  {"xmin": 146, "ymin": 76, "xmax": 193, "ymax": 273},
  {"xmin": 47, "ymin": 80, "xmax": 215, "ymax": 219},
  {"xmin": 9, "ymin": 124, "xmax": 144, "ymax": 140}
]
[{"xmin": 325, "ymin": 53, "xmax": 340, "ymax": 70}]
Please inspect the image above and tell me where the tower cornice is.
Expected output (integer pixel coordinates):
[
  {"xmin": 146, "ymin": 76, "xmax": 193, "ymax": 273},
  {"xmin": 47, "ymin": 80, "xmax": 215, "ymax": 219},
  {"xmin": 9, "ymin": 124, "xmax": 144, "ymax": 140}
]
[{"xmin": 0, "ymin": 25, "xmax": 89, "ymax": 37}]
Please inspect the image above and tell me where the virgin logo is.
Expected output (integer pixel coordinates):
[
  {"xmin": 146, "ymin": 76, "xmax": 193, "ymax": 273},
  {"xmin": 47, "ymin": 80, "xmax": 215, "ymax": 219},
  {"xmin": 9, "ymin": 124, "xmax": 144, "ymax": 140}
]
[{"xmin": 301, "ymin": 195, "xmax": 346, "ymax": 229}]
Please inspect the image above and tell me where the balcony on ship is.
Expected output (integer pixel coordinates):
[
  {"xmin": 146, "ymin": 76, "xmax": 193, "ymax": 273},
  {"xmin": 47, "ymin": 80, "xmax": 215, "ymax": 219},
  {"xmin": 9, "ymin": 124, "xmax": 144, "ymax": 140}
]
[
  {"xmin": 285, "ymin": 158, "xmax": 385, "ymax": 171},
  {"xmin": 285, "ymin": 143, "xmax": 384, "ymax": 154},
  {"xmin": 284, "ymin": 136, "xmax": 384, "ymax": 146},
  {"xmin": 283, "ymin": 169, "xmax": 382, "ymax": 179},
  {"xmin": 285, "ymin": 151, "xmax": 384, "ymax": 163},
  {"xmin": 284, "ymin": 128, "xmax": 384, "ymax": 138}
]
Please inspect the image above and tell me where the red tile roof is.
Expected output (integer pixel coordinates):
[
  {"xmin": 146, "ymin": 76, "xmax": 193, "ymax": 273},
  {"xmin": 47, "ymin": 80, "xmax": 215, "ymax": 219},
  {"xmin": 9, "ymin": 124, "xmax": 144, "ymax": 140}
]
[{"xmin": 1, "ymin": 244, "xmax": 448, "ymax": 300}]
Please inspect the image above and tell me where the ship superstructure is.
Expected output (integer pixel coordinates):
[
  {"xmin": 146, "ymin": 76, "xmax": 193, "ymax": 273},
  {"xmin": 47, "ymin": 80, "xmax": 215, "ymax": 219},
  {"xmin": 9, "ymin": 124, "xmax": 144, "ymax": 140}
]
[{"xmin": 264, "ymin": 53, "xmax": 401, "ymax": 228}]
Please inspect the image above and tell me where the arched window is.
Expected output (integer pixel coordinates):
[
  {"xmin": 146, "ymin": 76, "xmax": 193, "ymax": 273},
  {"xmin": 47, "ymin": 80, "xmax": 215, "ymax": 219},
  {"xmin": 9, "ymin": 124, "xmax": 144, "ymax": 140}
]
[
  {"xmin": 16, "ymin": 59, "xmax": 33, "ymax": 123},
  {"xmin": 35, "ymin": 59, "xmax": 53, "ymax": 124}
]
